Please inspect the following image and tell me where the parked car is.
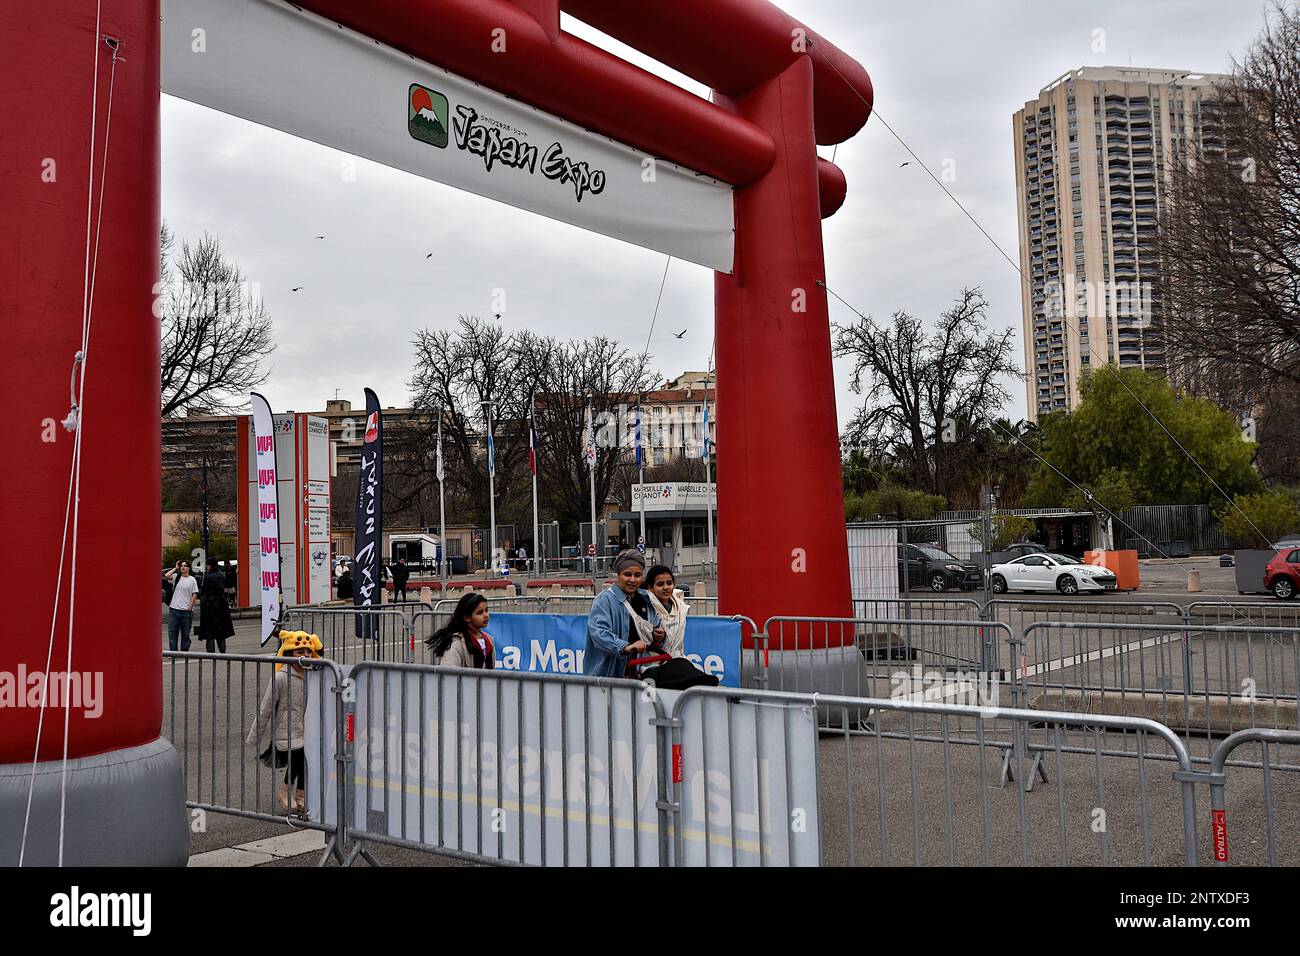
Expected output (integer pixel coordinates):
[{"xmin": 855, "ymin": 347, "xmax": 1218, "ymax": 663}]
[
  {"xmin": 1271, "ymin": 536, "xmax": 1300, "ymax": 551},
  {"xmin": 1000, "ymin": 541, "xmax": 1048, "ymax": 561},
  {"xmin": 989, "ymin": 552, "xmax": 1117, "ymax": 595},
  {"xmin": 898, "ymin": 544, "xmax": 981, "ymax": 593},
  {"xmin": 1264, "ymin": 547, "xmax": 1300, "ymax": 600}
]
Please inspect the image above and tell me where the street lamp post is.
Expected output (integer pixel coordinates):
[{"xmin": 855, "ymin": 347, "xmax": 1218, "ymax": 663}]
[{"xmin": 483, "ymin": 399, "xmax": 497, "ymax": 574}]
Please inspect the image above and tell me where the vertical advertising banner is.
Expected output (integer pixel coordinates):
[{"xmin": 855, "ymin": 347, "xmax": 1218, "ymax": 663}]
[
  {"xmin": 353, "ymin": 389, "xmax": 383, "ymax": 638},
  {"xmin": 250, "ymin": 393, "xmax": 282, "ymax": 645}
]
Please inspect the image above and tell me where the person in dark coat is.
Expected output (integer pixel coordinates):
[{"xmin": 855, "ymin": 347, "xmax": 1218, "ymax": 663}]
[
  {"xmin": 392, "ymin": 558, "xmax": 411, "ymax": 601},
  {"xmin": 337, "ymin": 567, "xmax": 353, "ymax": 600},
  {"xmin": 198, "ymin": 561, "xmax": 236, "ymax": 653}
]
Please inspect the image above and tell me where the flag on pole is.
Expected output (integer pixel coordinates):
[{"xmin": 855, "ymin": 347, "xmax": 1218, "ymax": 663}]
[
  {"xmin": 435, "ymin": 413, "xmax": 444, "ymax": 481},
  {"xmin": 634, "ymin": 400, "xmax": 643, "ymax": 470},
  {"xmin": 528, "ymin": 401, "xmax": 538, "ymax": 476},
  {"xmin": 486, "ymin": 412, "xmax": 496, "ymax": 477},
  {"xmin": 701, "ymin": 403, "xmax": 710, "ymax": 459},
  {"xmin": 584, "ymin": 405, "xmax": 597, "ymax": 467}
]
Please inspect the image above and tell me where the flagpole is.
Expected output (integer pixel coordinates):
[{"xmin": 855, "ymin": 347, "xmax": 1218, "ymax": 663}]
[
  {"xmin": 437, "ymin": 410, "xmax": 447, "ymax": 582},
  {"xmin": 484, "ymin": 398, "xmax": 497, "ymax": 574},
  {"xmin": 704, "ymin": 369, "xmax": 715, "ymax": 579},
  {"xmin": 637, "ymin": 394, "xmax": 646, "ymax": 549},
  {"xmin": 530, "ymin": 395, "xmax": 540, "ymax": 578},
  {"xmin": 587, "ymin": 396, "xmax": 597, "ymax": 576}
]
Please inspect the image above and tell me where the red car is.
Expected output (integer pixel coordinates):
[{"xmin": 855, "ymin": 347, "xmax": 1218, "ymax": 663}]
[{"xmin": 1264, "ymin": 547, "xmax": 1300, "ymax": 600}]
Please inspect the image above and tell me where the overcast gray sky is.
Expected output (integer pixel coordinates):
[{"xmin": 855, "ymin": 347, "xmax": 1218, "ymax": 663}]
[{"xmin": 161, "ymin": 0, "xmax": 1267, "ymax": 426}]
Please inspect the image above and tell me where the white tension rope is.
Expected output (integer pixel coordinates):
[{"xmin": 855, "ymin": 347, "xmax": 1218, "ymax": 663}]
[{"xmin": 20, "ymin": 14, "xmax": 124, "ymax": 867}]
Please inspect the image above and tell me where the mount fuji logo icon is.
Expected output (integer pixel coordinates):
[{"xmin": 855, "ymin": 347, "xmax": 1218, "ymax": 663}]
[{"xmin": 408, "ymin": 84, "xmax": 449, "ymax": 148}]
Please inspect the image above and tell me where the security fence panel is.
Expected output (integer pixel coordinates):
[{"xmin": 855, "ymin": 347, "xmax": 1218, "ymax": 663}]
[
  {"xmin": 1186, "ymin": 602, "xmax": 1300, "ymax": 630},
  {"xmin": 163, "ymin": 651, "xmax": 345, "ymax": 864},
  {"xmin": 847, "ymin": 524, "xmax": 898, "ymax": 604},
  {"xmin": 986, "ymin": 599, "xmax": 1186, "ymax": 650},
  {"xmin": 1018, "ymin": 622, "xmax": 1300, "ymax": 773},
  {"xmin": 1204, "ymin": 730, "xmax": 1300, "ymax": 867},
  {"xmin": 757, "ymin": 617, "xmax": 1009, "ymax": 736},
  {"xmin": 667, "ymin": 689, "xmax": 1199, "ymax": 867},
  {"xmin": 282, "ymin": 606, "xmax": 409, "ymax": 665},
  {"xmin": 347, "ymin": 663, "xmax": 668, "ymax": 866},
  {"xmin": 671, "ymin": 689, "xmax": 821, "ymax": 866}
]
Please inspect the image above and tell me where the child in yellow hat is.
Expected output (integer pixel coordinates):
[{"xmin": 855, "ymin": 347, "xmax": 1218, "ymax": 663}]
[{"xmin": 246, "ymin": 630, "xmax": 322, "ymax": 815}]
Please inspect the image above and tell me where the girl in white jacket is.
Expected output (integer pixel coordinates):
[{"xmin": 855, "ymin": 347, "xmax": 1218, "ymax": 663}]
[{"xmin": 644, "ymin": 565, "xmax": 689, "ymax": 658}]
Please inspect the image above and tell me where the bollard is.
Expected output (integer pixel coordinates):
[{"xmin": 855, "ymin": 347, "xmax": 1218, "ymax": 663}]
[{"xmin": 1187, "ymin": 569, "xmax": 1202, "ymax": 593}]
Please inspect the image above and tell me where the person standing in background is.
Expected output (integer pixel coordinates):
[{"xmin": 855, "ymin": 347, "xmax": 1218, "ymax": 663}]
[
  {"xmin": 392, "ymin": 558, "xmax": 411, "ymax": 601},
  {"xmin": 163, "ymin": 560, "xmax": 199, "ymax": 651},
  {"xmin": 198, "ymin": 560, "xmax": 235, "ymax": 653}
]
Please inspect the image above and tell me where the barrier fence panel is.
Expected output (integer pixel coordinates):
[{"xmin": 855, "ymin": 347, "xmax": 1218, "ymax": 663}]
[
  {"xmin": 163, "ymin": 651, "xmax": 345, "ymax": 864},
  {"xmin": 1019, "ymin": 622, "xmax": 1300, "ymax": 772},
  {"xmin": 1186, "ymin": 601, "xmax": 1300, "ymax": 630},
  {"xmin": 757, "ymin": 617, "xmax": 1010, "ymax": 736},
  {"xmin": 667, "ymin": 687, "xmax": 1199, "ymax": 866},
  {"xmin": 343, "ymin": 662, "xmax": 671, "ymax": 866},
  {"xmin": 853, "ymin": 597, "xmax": 982, "ymax": 622},
  {"xmin": 984, "ymin": 599, "xmax": 1186, "ymax": 647},
  {"xmin": 281, "ymin": 606, "xmax": 410, "ymax": 665},
  {"xmin": 542, "ymin": 595, "xmax": 597, "ymax": 616},
  {"xmin": 1203, "ymin": 729, "xmax": 1300, "ymax": 867}
]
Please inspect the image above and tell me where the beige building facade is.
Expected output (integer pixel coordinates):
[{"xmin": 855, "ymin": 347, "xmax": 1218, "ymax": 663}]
[{"xmin": 1013, "ymin": 67, "xmax": 1229, "ymax": 419}]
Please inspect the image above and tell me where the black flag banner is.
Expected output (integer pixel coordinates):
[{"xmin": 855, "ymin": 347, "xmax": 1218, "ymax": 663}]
[{"xmin": 353, "ymin": 388, "xmax": 383, "ymax": 639}]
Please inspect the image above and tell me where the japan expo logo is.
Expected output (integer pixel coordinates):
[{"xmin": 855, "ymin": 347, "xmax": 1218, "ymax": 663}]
[
  {"xmin": 408, "ymin": 84, "xmax": 449, "ymax": 148},
  {"xmin": 364, "ymin": 412, "xmax": 379, "ymax": 443}
]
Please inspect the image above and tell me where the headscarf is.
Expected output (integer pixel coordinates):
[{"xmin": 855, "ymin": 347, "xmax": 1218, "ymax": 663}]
[{"xmin": 613, "ymin": 549, "xmax": 645, "ymax": 574}]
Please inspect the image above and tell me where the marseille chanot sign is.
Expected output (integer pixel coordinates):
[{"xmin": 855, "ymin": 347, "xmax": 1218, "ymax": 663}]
[{"xmin": 162, "ymin": 0, "xmax": 734, "ymax": 270}]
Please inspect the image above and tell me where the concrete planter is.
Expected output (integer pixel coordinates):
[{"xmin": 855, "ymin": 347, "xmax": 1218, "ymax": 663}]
[{"xmin": 1233, "ymin": 549, "xmax": 1275, "ymax": 595}]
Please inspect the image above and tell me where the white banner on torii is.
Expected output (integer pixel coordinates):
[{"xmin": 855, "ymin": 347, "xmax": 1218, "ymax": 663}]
[{"xmin": 161, "ymin": 0, "xmax": 736, "ymax": 271}]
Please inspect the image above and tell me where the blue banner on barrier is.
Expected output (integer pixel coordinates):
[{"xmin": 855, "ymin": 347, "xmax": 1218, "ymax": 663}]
[{"xmin": 487, "ymin": 614, "xmax": 741, "ymax": 687}]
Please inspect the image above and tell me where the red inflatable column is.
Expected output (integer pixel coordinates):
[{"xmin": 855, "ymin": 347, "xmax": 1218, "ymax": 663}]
[
  {"xmin": 0, "ymin": 0, "xmax": 185, "ymax": 865},
  {"xmin": 714, "ymin": 56, "xmax": 853, "ymax": 636}
]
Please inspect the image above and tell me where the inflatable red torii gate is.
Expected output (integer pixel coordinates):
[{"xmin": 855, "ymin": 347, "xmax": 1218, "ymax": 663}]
[{"xmin": 1, "ymin": 0, "xmax": 870, "ymax": 864}]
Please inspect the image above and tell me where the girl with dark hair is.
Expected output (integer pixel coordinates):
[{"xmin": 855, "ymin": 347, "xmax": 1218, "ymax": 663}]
[
  {"xmin": 425, "ymin": 592, "xmax": 495, "ymax": 669},
  {"xmin": 644, "ymin": 565, "xmax": 688, "ymax": 658}
]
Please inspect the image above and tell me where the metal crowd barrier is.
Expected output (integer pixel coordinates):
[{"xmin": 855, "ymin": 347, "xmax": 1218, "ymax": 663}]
[
  {"xmin": 163, "ymin": 651, "xmax": 348, "ymax": 865},
  {"xmin": 344, "ymin": 662, "xmax": 671, "ymax": 867},
  {"xmin": 1185, "ymin": 601, "xmax": 1300, "ymax": 629},
  {"xmin": 163, "ymin": 648, "xmax": 1300, "ymax": 867},
  {"xmin": 281, "ymin": 606, "xmax": 411, "ymax": 665},
  {"xmin": 983, "ymin": 598, "xmax": 1186, "ymax": 643},
  {"xmin": 854, "ymin": 596, "xmax": 983, "ymax": 622},
  {"xmin": 755, "ymin": 616, "xmax": 1011, "ymax": 735},
  {"xmin": 1018, "ymin": 621, "xmax": 1300, "ymax": 772},
  {"xmin": 667, "ymin": 686, "xmax": 1200, "ymax": 866},
  {"xmin": 1204, "ymin": 729, "xmax": 1300, "ymax": 867}
]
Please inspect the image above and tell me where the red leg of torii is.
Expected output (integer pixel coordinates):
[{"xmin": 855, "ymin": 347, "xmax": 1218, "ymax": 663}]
[{"xmin": 1, "ymin": 0, "xmax": 870, "ymax": 863}]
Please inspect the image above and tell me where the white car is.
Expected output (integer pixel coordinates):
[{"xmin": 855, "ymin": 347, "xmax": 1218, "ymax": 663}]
[{"xmin": 989, "ymin": 552, "xmax": 1118, "ymax": 595}]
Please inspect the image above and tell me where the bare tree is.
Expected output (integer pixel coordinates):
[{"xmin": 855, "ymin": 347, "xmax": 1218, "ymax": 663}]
[
  {"xmin": 159, "ymin": 225, "xmax": 275, "ymax": 417},
  {"xmin": 1156, "ymin": 2, "xmax": 1300, "ymax": 400},
  {"xmin": 832, "ymin": 287, "xmax": 1021, "ymax": 498},
  {"xmin": 403, "ymin": 316, "xmax": 554, "ymax": 530},
  {"xmin": 533, "ymin": 338, "xmax": 658, "ymax": 536}
]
